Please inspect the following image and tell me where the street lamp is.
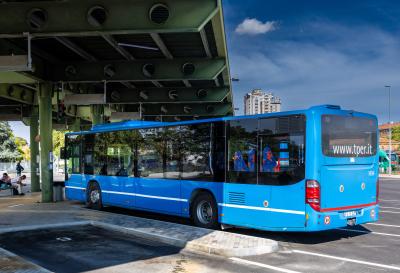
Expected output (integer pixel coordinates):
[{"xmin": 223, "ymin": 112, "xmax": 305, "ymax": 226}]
[{"xmin": 385, "ymin": 85, "xmax": 392, "ymax": 175}]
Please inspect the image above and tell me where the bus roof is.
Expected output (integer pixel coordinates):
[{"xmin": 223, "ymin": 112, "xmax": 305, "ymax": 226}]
[{"xmin": 66, "ymin": 104, "xmax": 377, "ymax": 135}]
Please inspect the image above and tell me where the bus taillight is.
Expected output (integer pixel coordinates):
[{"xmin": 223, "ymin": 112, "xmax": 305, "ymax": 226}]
[{"xmin": 306, "ymin": 180, "xmax": 321, "ymax": 211}]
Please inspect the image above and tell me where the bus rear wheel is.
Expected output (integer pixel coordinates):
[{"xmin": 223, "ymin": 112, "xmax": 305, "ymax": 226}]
[
  {"xmin": 86, "ymin": 182, "xmax": 103, "ymax": 210},
  {"xmin": 191, "ymin": 192, "xmax": 218, "ymax": 229}
]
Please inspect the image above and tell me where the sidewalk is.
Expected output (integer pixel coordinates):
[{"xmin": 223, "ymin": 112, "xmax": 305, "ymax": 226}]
[
  {"xmin": 0, "ymin": 247, "xmax": 52, "ymax": 273},
  {"xmin": 379, "ymin": 174, "xmax": 400, "ymax": 179},
  {"xmin": 0, "ymin": 193, "xmax": 278, "ymax": 259}
]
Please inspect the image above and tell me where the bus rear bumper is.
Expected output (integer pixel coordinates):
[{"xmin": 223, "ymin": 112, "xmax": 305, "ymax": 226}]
[{"xmin": 305, "ymin": 204, "xmax": 379, "ymax": 231}]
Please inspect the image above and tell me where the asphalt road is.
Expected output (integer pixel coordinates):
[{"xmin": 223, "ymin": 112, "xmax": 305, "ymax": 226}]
[
  {"xmin": 0, "ymin": 177, "xmax": 399, "ymax": 273},
  {"xmin": 102, "ymin": 177, "xmax": 400, "ymax": 273}
]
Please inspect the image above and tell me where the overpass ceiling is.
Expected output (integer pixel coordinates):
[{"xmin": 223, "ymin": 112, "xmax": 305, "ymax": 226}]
[{"xmin": 0, "ymin": 0, "xmax": 232, "ymax": 122}]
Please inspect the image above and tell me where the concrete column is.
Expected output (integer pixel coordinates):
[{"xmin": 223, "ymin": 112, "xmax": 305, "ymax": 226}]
[
  {"xmin": 39, "ymin": 82, "xmax": 53, "ymax": 202},
  {"xmin": 29, "ymin": 108, "xmax": 40, "ymax": 192},
  {"xmin": 90, "ymin": 105, "xmax": 104, "ymax": 125}
]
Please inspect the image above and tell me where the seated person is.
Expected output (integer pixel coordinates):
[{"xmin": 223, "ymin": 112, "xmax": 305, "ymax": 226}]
[
  {"xmin": 262, "ymin": 146, "xmax": 277, "ymax": 172},
  {"xmin": 233, "ymin": 151, "xmax": 249, "ymax": 172},
  {"xmin": 0, "ymin": 173, "xmax": 12, "ymax": 188},
  {"xmin": 10, "ymin": 175, "xmax": 27, "ymax": 196}
]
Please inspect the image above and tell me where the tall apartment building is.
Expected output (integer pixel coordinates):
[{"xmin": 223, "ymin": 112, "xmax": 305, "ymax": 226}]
[{"xmin": 244, "ymin": 89, "xmax": 281, "ymax": 115}]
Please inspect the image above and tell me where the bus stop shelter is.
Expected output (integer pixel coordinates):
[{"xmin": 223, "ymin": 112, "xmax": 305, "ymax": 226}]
[{"xmin": 0, "ymin": 0, "xmax": 232, "ymax": 202}]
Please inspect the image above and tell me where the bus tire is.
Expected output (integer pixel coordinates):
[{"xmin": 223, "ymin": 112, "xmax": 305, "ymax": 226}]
[
  {"xmin": 191, "ymin": 192, "xmax": 219, "ymax": 229},
  {"xmin": 86, "ymin": 181, "xmax": 103, "ymax": 210}
]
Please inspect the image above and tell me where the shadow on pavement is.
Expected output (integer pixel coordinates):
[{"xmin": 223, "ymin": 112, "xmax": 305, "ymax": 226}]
[
  {"xmin": 0, "ymin": 225, "xmax": 182, "ymax": 273},
  {"xmin": 99, "ymin": 205, "xmax": 370, "ymax": 245}
]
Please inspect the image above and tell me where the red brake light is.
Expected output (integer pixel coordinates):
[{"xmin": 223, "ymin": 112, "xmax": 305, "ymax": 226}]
[
  {"xmin": 306, "ymin": 180, "xmax": 321, "ymax": 211},
  {"xmin": 376, "ymin": 179, "xmax": 380, "ymax": 203}
]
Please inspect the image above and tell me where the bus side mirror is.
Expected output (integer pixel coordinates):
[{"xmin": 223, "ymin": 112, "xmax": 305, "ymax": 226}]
[{"xmin": 60, "ymin": 147, "xmax": 66, "ymax": 160}]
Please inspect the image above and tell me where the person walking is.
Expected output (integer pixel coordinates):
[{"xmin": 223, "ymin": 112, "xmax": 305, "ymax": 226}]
[{"xmin": 16, "ymin": 161, "xmax": 24, "ymax": 176}]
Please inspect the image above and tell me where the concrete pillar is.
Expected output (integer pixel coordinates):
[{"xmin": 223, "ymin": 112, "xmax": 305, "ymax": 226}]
[
  {"xmin": 90, "ymin": 105, "xmax": 104, "ymax": 125},
  {"xmin": 29, "ymin": 108, "xmax": 40, "ymax": 192},
  {"xmin": 39, "ymin": 82, "xmax": 53, "ymax": 202}
]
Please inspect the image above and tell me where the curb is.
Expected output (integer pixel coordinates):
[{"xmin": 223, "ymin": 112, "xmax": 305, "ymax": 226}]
[
  {"xmin": 379, "ymin": 175, "xmax": 400, "ymax": 179},
  {"xmin": 92, "ymin": 221, "xmax": 279, "ymax": 257},
  {"xmin": 0, "ymin": 220, "xmax": 279, "ymax": 258},
  {"xmin": 0, "ymin": 221, "xmax": 91, "ymax": 235},
  {"xmin": 0, "ymin": 247, "xmax": 53, "ymax": 273}
]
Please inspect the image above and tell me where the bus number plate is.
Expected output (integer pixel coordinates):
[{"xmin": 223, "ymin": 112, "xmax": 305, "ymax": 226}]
[
  {"xmin": 343, "ymin": 211, "xmax": 357, "ymax": 218},
  {"xmin": 347, "ymin": 218, "xmax": 356, "ymax": 226}
]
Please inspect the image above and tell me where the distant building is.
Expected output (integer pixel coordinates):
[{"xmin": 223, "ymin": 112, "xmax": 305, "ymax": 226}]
[
  {"xmin": 244, "ymin": 89, "xmax": 281, "ymax": 115},
  {"xmin": 379, "ymin": 122, "xmax": 400, "ymax": 152}
]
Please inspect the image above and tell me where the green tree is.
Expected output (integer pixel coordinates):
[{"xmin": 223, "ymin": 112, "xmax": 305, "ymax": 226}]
[
  {"xmin": 15, "ymin": 137, "xmax": 30, "ymax": 161},
  {"xmin": 53, "ymin": 130, "xmax": 67, "ymax": 159},
  {"xmin": 393, "ymin": 126, "xmax": 400, "ymax": 142},
  {"xmin": 0, "ymin": 122, "xmax": 23, "ymax": 162}
]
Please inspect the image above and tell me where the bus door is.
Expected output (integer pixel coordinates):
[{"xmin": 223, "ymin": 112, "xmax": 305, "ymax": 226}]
[
  {"xmin": 320, "ymin": 115, "xmax": 378, "ymax": 211},
  {"xmin": 258, "ymin": 115, "xmax": 306, "ymax": 229},
  {"xmin": 135, "ymin": 127, "xmax": 182, "ymax": 214},
  {"xmin": 65, "ymin": 135, "xmax": 86, "ymax": 201},
  {"xmin": 102, "ymin": 131, "xmax": 136, "ymax": 207}
]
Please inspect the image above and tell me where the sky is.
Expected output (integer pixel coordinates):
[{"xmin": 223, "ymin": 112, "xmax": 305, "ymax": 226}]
[
  {"xmin": 9, "ymin": 0, "xmax": 400, "ymax": 140},
  {"xmin": 223, "ymin": 0, "xmax": 400, "ymax": 123}
]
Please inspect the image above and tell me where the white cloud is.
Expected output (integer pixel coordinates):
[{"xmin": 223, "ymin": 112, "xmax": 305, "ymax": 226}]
[{"xmin": 235, "ymin": 18, "xmax": 277, "ymax": 35}]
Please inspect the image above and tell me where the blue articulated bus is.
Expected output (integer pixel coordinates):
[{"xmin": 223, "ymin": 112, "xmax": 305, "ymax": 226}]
[{"xmin": 64, "ymin": 105, "xmax": 379, "ymax": 232}]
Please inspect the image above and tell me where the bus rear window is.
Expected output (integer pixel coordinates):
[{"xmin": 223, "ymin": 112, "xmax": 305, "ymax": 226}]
[{"xmin": 322, "ymin": 115, "xmax": 377, "ymax": 157}]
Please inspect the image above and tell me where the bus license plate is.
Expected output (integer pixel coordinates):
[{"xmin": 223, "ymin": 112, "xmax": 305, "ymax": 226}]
[
  {"xmin": 347, "ymin": 218, "xmax": 356, "ymax": 226},
  {"xmin": 343, "ymin": 211, "xmax": 357, "ymax": 218}
]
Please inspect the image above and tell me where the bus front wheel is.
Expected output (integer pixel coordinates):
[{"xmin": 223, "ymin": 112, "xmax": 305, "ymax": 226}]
[
  {"xmin": 191, "ymin": 192, "xmax": 218, "ymax": 229},
  {"xmin": 86, "ymin": 181, "xmax": 103, "ymax": 210}
]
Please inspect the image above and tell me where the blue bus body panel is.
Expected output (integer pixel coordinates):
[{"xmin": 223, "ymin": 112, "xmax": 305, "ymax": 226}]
[
  {"xmin": 306, "ymin": 106, "xmax": 378, "ymax": 212},
  {"xmin": 65, "ymin": 174, "xmax": 85, "ymax": 202},
  {"xmin": 135, "ymin": 178, "xmax": 182, "ymax": 214}
]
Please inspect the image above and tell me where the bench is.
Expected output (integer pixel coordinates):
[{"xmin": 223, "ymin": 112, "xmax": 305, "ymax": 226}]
[{"xmin": 0, "ymin": 184, "xmax": 14, "ymax": 195}]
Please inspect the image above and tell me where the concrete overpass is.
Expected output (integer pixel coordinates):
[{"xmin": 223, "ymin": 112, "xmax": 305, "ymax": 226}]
[{"xmin": 0, "ymin": 0, "xmax": 232, "ymax": 202}]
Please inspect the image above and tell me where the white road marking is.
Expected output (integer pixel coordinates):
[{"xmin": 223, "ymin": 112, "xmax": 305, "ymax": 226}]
[
  {"xmin": 380, "ymin": 206, "xmax": 400, "ymax": 210},
  {"xmin": 8, "ymin": 204, "xmax": 23, "ymax": 208},
  {"xmin": 380, "ymin": 210, "xmax": 400, "ymax": 214},
  {"xmin": 336, "ymin": 228, "xmax": 400, "ymax": 238},
  {"xmin": 230, "ymin": 257, "xmax": 303, "ymax": 273},
  {"xmin": 367, "ymin": 223, "xmax": 400, "ymax": 228},
  {"xmin": 380, "ymin": 199, "xmax": 400, "ymax": 202},
  {"xmin": 293, "ymin": 250, "xmax": 400, "ymax": 271}
]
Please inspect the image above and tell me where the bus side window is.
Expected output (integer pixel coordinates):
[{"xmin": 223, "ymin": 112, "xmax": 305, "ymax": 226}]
[
  {"xmin": 228, "ymin": 119, "xmax": 258, "ymax": 184},
  {"xmin": 137, "ymin": 128, "xmax": 165, "ymax": 179},
  {"xmin": 180, "ymin": 123, "xmax": 214, "ymax": 181},
  {"xmin": 258, "ymin": 115, "xmax": 306, "ymax": 185},
  {"xmin": 65, "ymin": 134, "xmax": 81, "ymax": 180},
  {"xmin": 83, "ymin": 134, "xmax": 95, "ymax": 175}
]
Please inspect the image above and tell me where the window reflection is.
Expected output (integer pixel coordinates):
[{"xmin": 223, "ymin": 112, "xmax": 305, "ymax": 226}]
[
  {"xmin": 228, "ymin": 119, "xmax": 258, "ymax": 184},
  {"xmin": 66, "ymin": 135, "xmax": 81, "ymax": 179},
  {"xmin": 258, "ymin": 115, "xmax": 306, "ymax": 185}
]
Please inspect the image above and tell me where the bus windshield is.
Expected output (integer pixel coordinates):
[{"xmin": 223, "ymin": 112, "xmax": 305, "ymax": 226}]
[{"xmin": 322, "ymin": 115, "xmax": 377, "ymax": 157}]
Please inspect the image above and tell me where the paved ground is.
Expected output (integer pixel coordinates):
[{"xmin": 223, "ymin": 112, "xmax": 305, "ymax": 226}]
[
  {"xmin": 90, "ymin": 177, "xmax": 400, "ymax": 273},
  {"xmin": 0, "ymin": 177, "xmax": 399, "ymax": 273}
]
